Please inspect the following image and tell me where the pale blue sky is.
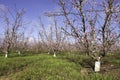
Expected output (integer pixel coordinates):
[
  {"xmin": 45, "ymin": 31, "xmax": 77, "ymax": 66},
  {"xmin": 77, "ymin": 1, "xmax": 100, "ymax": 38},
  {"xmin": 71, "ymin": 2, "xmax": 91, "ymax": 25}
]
[
  {"xmin": 0, "ymin": 0, "xmax": 59, "ymax": 38},
  {"xmin": 0, "ymin": 0, "xmax": 119, "ymax": 40},
  {"xmin": 0, "ymin": 0, "xmax": 58, "ymax": 18}
]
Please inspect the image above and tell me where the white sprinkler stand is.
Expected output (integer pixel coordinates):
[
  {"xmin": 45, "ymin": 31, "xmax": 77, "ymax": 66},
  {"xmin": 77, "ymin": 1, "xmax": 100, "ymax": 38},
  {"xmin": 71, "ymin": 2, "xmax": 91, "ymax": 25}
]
[
  {"xmin": 94, "ymin": 57, "xmax": 101, "ymax": 72},
  {"xmin": 95, "ymin": 61, "xmax": 100, "ymax": 72},
  {"xmin": 53, "ymin": 53, "xmax": 56, "ymax": 57},
  {"xmin": 48, "ymin": 52, "xmax": 50, "ymax": 54},
  {"xmin": 5, "ymin": 53, "xmax": 8, "ymax": 58},
  {"xmin": 18, "ymin": 51, "xmax": 21, "ymax": 55}
]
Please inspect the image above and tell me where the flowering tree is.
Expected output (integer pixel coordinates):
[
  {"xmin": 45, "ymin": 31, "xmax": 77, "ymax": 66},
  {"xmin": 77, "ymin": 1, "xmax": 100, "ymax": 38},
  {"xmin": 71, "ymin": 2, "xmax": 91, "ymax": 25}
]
[{"xmin": 45, "ymin": 0, "xmax": 120, "ymax": 59}]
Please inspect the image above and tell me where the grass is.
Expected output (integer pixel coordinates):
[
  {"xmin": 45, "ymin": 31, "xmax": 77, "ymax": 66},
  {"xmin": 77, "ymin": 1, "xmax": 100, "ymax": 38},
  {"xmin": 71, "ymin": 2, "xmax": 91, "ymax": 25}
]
[{"xmin": 0, "ymin": 52, "xmax": 119, "ymax": 80}]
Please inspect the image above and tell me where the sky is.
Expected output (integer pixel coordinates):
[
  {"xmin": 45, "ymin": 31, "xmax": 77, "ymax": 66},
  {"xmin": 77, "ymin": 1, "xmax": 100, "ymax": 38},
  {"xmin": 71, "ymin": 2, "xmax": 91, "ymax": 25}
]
[
  {"xmin": 0, "ymin": 0, "xmax": 59, "ymax": 39},
  {"xmin": 0, "ymin": 0, "xmax": 120, "ymax": 42},
  {"xmin": 0, "ymin": 0, "xmax": 58, "ymax": 18}
]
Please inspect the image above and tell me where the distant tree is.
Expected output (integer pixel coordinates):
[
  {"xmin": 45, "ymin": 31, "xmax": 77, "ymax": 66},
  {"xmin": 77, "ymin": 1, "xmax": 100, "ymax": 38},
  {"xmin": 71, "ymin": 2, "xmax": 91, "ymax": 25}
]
[
  {"xmin": 17, "ymin": 32, "xmax": 29, "ymax": 54},
  {"xmin": 2, "ymin": 7, "xmax": 25, "ymax": 58},
  {"xmin": 38, "ymin": 16, "xmax": 66, "ymax": 57},
  {"xmin": 38, "ymin": 17, "xmax": 51, "ymax": 54},
  {"xmin": 51, "ymin": 16, "xmax": 66, "ymax": 57}
]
